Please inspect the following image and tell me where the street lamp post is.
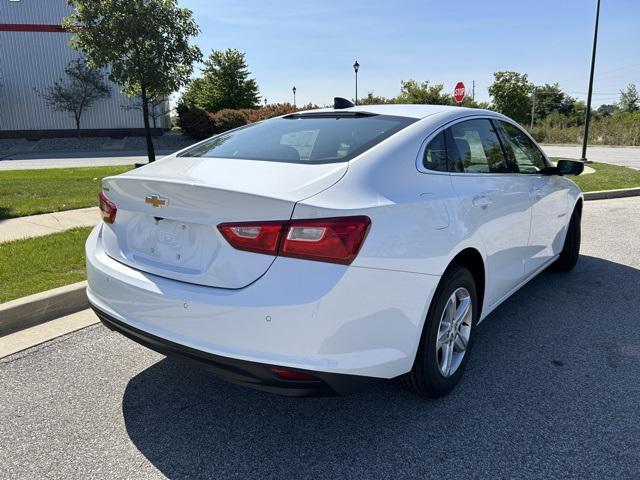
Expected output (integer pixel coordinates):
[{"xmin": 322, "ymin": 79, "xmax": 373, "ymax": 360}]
[
  {"xmin": 353, "ymin": 61, "xmax": 360, "ymax": 105},
  {"xmin": 292, "ymin": 86, "xmax": 297, "ymax": 107},
  {"xmin": 581, "ymin": 0, "xmax": 601, "ymax": 162}
]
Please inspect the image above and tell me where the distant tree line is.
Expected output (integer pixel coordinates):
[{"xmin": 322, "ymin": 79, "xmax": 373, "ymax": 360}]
[
  {"xmin": 356, "ymin": 72, "xmax": 639, "ymax": 145},
  {"xmin": 54, "ymin": 0, "xmax": 639, "ymax": 150}
]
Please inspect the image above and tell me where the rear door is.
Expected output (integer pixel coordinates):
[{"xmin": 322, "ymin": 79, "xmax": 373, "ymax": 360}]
[
  {"xmin": 446, "ymin": 118, "xmax": 532, "ymax": 307},
  {"xmin": 496, "ymin": 120, "xmax": 570, "ymax": 274}
]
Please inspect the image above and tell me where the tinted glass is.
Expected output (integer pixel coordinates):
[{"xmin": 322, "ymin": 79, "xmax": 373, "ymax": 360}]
[
  {"xmin": 179, "ymin": 114, "xmax": 416, "ymax": 164},
  {"xmin": 499, "ymin": 121, "xmax": 547, "ymax": 173},
  {"xmin": 445, "ymin": 119, "xmax": 510, "ymax": 173},
  {"xmin": 422, "ymin": 131, "xmax": 448, "ymax": 171}
]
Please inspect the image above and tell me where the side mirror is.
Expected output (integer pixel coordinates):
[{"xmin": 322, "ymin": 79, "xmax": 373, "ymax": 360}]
[{"xmin": 556, "ymin": 159, "xmax": 584, "ymax": 176}]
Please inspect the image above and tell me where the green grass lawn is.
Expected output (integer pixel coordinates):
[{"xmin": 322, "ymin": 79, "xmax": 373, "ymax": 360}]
[
  {"xmin": 0, "ymin": 165, "xmax": 131, "ymax": 220},
  {"xmin": 569, "ymin": 161, "xmax": 640, "ymax": 192},
  {"xmin": 0, "ymin": 227, "xmax": 92, "ymax": 303}
]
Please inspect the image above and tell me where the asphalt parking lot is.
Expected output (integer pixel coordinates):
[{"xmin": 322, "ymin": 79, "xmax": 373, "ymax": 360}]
[{"xmin": 1, "ymin": 197, "xmax": 639, "ymax": 479}]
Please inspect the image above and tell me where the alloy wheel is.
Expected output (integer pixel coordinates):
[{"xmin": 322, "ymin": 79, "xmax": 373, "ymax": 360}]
[{"xmin": 435, "ymin": 287, "xmax": 473, "ymax": 377}]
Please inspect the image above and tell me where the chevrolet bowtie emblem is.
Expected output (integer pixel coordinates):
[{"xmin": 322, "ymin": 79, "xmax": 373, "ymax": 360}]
[{"xmin": 145, "ymin": 194, "xmax": 169, "ymax": 208}]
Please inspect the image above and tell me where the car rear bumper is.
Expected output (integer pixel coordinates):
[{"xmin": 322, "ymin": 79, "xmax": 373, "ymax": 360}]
[
  {"xmin": 86, "ymin": 224, "xmax": 440, "ymax": 384},
  {"xmin": 93, "ymin": 305, "xmax": 377, "ymax": 396}
]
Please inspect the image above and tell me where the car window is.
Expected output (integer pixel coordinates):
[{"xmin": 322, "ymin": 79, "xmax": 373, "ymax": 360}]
[
  {"xmin": 499, "ymin": 121, "xmax": 547, "ymax": 173},
  {"xmin": 179, "ymin": 114, "xmax": 417, "ymax": 164},
  {"xmin": 445, "ymin": 119, "xmax": 510, "ymax": 174},
  {"xmin": 422, "ymin": 131, "xmax": 448, "ymax": 172}
]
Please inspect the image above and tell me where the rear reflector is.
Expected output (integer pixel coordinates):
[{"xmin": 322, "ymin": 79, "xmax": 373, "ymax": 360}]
[
  {"xmin": 98, "ymin": 191, "xmax": 117, "ymax": 224},
  {"xmin": 271, "ymin": 368, "xmax": 319, "ymax": 381},
  {"xmin": 218, "ymin": 216, "xmax": 370, "ymax": 265}
]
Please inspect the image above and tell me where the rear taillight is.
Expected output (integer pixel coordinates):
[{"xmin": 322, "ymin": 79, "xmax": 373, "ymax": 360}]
[
  {"xmin": 281, "ymin": 217, "xmax": 371, "ymax": 264},
  {"xmin": 217, "ymin": 216, "xmax": 370, "ymax": 265},
  {"xmin": 218, "ymin": 222, "xmax": 283, "ymax": 255},
  {"xmin": 98, "ymin": 191, "xmax": 117, "ymax": 224}
]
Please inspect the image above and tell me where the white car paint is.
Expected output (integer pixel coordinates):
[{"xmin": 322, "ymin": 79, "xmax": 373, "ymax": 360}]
[{"xmin": 86, "ymin": 104, "xmax": 582, "ymax": 386}]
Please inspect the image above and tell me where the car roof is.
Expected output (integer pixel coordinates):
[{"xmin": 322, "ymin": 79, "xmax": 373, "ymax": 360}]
[{"xmin": 299, "ymin": 104, "xmax": 486, "ymax": 119}]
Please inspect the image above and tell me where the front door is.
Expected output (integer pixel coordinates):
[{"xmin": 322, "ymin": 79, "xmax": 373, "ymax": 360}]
[{"xmin": 497, "ymin": 121, "xmax": 569, "ymax": 274}]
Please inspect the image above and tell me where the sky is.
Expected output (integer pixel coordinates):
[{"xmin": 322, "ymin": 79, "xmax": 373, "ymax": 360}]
[{"xmin": 179, "ymin": 0, "xmax": 639, "ymax": 107}]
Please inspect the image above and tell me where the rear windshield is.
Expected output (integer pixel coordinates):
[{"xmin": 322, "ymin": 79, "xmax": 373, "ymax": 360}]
[{"xmin": 179, "ymin": 113, "xmax": 417, "ymax": 164}]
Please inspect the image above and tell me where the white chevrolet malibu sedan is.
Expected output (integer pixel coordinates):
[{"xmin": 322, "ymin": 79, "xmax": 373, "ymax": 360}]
[{"xmin": 87, "ymin": 101, "xmax": 584, "ymax": 397}]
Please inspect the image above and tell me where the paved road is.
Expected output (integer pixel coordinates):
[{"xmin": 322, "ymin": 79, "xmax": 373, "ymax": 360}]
[
  {"xmin": 541, "ymin": 145, "xmax": 640, "ymax": 169},
  {"xmin": 2, "ymin": 197, "xmax": 640, "ymax": 479},
  {"xmin": 0, "ymin": 151, "xmax": 173, "ymax": 170}
]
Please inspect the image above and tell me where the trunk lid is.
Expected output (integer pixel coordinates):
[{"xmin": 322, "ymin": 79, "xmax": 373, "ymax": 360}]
[{"xmin": 100, "ymin": 155, "xmax": 347, "ymax": 288}]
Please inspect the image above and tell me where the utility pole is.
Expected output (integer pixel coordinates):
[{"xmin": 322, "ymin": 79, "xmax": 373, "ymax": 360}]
[
  {"xmin": 581, "ymin": 0, "xmax": 601, "ymax": 162},
  {"xmin": 530, "ymin": 87, "xmax": 537, "ymax": 129},
  {"xmin": 472, "ymin": 80, "xmax": 475, "ymax": 102}
]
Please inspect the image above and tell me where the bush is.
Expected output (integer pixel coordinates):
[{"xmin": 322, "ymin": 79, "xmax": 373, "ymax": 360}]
[
  {"xmin": 245, "ymin": 103, "xmax": 319, "ymax": 123},
  {"xmin": 245, "ymin": 103, "xmax": 298, "ymax": 123},
  {"xmin": 212, "ymin": 109, "xmax": 248, "ymax": 133},
  {"xmin": 176, "ymin": 105, "xmax": 215, "ymax": 140},
  {"xmin": 528, "ymin": 111, "xmax": 640, "ymax": 146}
]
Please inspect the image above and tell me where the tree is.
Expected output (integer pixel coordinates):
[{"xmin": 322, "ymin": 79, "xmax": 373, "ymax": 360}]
[
  {"xmin": 122, "ymin": 95, "xmax": 171, "ymax": 129},
  {"xmin": 488, "ymin": 71, "xmax": 533, "ymax": 123},
  {"xmin": 181, "ymin": 49, "xmax": 260, "ymax": 113},
  {"xmin": 395, "ymin": 80, "xmax": 452, "ymax": 105},
  {"xmin": 180, "ymin": 77, "xmax": 207, "ymax": 110},
  {"xmin": 359, "ymin": 92, "xmax": 393, "ymax": 105},
  {"xmin": 597, "ymin": 104, "xmax": 619, "ymax": 117},
  {"xmin": 37, "ymin": 58, "xmax": 110, "ymax": 136},
  {"xmin": 532, "ymin": 83, "xmax": 576, "ymax": 119},
  {"xmin": 620, "ymin": 83, "xmax": 639, "ymax": 112},
  {"xmin": 64, "ymin": 0, "xmax": 202, "ymax": 162}
]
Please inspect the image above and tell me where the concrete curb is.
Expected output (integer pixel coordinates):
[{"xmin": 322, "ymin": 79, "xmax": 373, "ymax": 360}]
[
  {"xmin": 0, "ymin": 281, "xmax": 88, "ymax": 337},
  {"xmin": 584, "ymin": 187, "xmax": 640, "ymax": 201}
]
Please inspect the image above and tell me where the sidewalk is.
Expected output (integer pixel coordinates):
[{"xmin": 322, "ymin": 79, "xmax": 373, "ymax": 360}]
[{"xmin": 0, "ymin": 207, "xmax": 99, "ymax": 243}]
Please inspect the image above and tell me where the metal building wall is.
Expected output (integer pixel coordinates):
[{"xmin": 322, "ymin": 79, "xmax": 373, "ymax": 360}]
[
  {"xmin": 2, "ymin": 0, "xmax": 72, "ymax": 23},
  {"xmin": 0, "ymin": 0, "xmax": 170, "ymax": 133}
]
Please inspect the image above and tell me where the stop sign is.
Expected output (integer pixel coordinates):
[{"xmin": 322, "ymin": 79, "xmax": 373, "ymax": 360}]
[{"xmin": 453, "ymin": 82, "xmax": 466, "ymax": 104}]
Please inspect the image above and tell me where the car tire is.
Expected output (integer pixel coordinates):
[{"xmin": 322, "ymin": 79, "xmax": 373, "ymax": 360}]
[
  {"xmin": 552, "ymin": 205, "xmax": 581, "ymax": 272},
  {"xmin": 402, "ymin": 264, "xmax": 478, "ymax": 398}
]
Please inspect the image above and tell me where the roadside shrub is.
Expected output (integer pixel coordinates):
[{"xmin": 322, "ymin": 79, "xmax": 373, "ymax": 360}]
[
  {"xmin": 245, "ymin": 103, "xmax": 298, "ymax": 123},
  {"xmin": 177, "ymin": 105, "xmax": 215, "ymax": 140},
  {"xmin": 245, "ymin": 103, "xmax": 319, "ymax": 123},
  {"xmin": 212, "ymin": 109, "xmax": 248, "ymax": 133},
  {"xmin": 528, "ymin": 111, "xmax": 640, "ymax": 146}
]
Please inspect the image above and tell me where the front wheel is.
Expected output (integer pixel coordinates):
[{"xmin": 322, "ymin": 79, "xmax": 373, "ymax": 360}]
[
  {"xmin": 402, "ymin": 264, "xmax": 478, "ymax": 398},
  {"xmin": 552, "ymin": 205, "xmax": 581, "ymax": 272}
]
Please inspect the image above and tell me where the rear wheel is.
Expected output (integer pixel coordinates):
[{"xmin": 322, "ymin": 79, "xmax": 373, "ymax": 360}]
[
  {"xmin": 552, "ymin": 205, "xmax": 581, "ymax": 272},
  {"xmin": 402, "ymin": 264, "xmax": 478, "ymax": 398}
]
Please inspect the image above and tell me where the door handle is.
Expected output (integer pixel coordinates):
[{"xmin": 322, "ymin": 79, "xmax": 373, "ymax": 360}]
[{"xmin": 472, "ymin": 194, "xmax": 491, "ymax": 208}]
